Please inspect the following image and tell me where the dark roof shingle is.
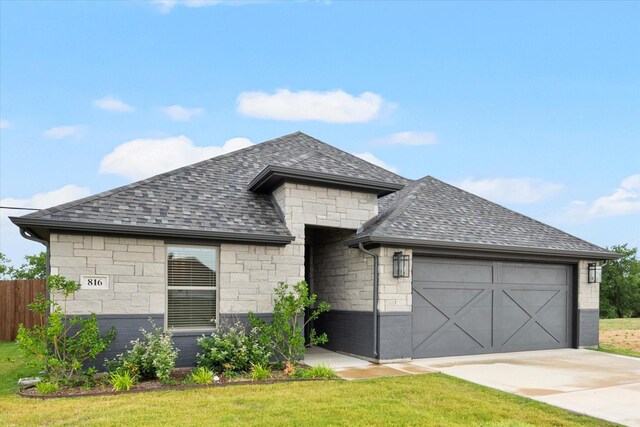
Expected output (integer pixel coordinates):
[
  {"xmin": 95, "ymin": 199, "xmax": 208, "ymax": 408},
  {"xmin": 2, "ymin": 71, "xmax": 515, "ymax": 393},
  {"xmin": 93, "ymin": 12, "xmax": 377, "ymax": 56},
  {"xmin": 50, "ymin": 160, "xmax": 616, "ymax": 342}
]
[{"xmin": 356, "ymin": 176, "xmax": 615, "ymax": 257}]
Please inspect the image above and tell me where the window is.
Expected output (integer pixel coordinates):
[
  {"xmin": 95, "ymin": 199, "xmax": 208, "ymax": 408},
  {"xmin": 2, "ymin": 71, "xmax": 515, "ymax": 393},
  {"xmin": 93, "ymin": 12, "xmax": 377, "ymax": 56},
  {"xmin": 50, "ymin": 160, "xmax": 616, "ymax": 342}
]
[{"xmin": 166, "ymin": 245, "xmax": 218, "ymax": 330}]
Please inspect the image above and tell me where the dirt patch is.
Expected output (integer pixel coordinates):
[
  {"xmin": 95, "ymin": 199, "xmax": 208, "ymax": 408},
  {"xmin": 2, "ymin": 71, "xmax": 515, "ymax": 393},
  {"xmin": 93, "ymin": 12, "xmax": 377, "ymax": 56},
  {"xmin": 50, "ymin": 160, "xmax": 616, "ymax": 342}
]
[{"xmin": 600, "ymin": 329, "xmax": 640, "ymax": 352}]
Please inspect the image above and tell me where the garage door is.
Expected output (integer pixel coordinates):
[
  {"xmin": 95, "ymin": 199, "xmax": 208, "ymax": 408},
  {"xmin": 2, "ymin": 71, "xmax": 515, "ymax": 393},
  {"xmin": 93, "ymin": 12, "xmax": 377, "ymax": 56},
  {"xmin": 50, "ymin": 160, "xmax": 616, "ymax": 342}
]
[{"xmin": 412, "ymin": 257, "xmax": 573, "ymax": 358}]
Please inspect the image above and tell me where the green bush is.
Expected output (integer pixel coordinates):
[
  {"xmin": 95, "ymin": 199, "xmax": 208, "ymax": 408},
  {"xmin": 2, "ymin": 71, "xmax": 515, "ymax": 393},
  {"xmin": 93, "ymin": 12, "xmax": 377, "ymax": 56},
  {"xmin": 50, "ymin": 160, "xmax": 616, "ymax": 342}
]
[
  {"xmin": 249, "ymin": 281, "xmax": 330, "ymax": 364},
  {"xmin": 110, "ymin": 370, "xmax": 135, "ymax": 391},
  {"xmin": 188, "ymin": 367, "xmax": 215, "ymax": 384},
  {"xmin": 250, "ymin": 363, "xmax": 271, "ymax": 381},
  {"xmin": 105, "ymin": 320, "xmax": 179, "ymax": 383},
  {"xmin": 17, "ymin": 275, "xmax": 116, "ymax": 385},
  {"xmin": 196, "ymin": 322, "xmax": 271, "ymax": 374},
  {"xmin": 35, "ymin": 381, "xmax": 59, "ymax": 394}
]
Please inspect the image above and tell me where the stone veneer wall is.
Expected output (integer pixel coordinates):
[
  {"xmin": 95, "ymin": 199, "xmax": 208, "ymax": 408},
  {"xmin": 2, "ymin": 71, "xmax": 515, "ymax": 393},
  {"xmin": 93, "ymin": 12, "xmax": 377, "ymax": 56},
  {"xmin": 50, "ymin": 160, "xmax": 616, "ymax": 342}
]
[
  {"xmin": 577, "ymin": 259, "xmax": 601, "ymax": 347},
  {"xmin": 310, "ymin": 228, "xmax": 373, "ymax": 311},
  {"xmin": 372, "ymin": 246, "xmax": 413, "ymax": 312},
  {"xmin": 49, "ymin": 234, "xmax": 166, "ymax": 315}
]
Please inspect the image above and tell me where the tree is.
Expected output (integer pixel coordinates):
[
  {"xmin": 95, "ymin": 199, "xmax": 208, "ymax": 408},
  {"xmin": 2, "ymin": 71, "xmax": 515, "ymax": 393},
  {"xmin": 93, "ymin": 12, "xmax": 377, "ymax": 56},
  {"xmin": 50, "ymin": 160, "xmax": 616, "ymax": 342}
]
[
  {"xmin": 600, "ymin": 244, "xmax": 640, "ymax": 319},
  {"xmin": 11, "ymin": 251, "xmax": 47, "ymax": 279},
  {"xmin": 0, "ymin": 252, "xmax": 11, "ymax": 279}
]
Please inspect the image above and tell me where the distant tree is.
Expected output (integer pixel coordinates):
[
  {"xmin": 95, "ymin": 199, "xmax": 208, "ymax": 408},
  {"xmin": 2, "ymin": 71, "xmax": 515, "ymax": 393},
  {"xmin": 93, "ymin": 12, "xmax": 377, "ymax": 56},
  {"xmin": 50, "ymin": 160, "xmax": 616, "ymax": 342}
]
[
  {"xmin": 0, "ymin": 252, "xmax": 11, "ymax": 279},
  {"xmin": 600, "ymin": 244, "xmax": 640, "ymax": 319},
  {"xmin": 10, "ymin": 252, "xmax": 47, "ymax": 279}
]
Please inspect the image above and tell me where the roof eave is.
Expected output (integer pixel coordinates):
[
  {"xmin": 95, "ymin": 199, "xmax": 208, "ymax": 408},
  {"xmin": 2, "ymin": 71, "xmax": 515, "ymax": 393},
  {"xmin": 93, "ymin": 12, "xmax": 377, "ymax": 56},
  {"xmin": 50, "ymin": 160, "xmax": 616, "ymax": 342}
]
[
  {"xmin": 345, "ymin": 235, "xmax": 622, "ymax": 261},
  {"xmin": 248, "ymin": 165, "xmax": 404, "ymax": 196},
  {"xmin": 10, "ymin": 217, "xmax": 295, "ymax": 245}
]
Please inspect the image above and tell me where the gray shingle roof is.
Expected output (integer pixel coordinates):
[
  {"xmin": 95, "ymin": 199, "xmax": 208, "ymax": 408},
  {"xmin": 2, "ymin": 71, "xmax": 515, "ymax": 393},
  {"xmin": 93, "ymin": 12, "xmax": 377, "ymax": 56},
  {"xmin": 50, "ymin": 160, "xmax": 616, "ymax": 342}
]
[
  {"xmin": 355, "ymin": 176, "xmax": 615, "ymax": 258},
  {"xmin": 13, "ymin": 132, "xmax": 614, "ymax": 258},
  {"xmin": 13, "ymin": 132, "xmax": 407, "ymax": 242}
]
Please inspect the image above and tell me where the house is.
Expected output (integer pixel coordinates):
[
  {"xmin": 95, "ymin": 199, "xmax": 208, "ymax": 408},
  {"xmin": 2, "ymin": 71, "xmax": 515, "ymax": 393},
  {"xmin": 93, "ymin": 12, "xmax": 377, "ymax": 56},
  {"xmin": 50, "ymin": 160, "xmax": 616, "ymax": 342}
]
[{"xmin": 11, "ymin": 132, "xmax": 618, "ymax": 366}]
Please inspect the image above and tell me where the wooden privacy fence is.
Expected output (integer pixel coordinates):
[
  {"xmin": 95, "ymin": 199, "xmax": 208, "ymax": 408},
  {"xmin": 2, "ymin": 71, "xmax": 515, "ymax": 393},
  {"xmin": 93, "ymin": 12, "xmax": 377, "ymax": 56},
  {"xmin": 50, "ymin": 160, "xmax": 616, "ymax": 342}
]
[{"xmin": 0, "ymin": 279, "xmax": 46, "ymax": 341}]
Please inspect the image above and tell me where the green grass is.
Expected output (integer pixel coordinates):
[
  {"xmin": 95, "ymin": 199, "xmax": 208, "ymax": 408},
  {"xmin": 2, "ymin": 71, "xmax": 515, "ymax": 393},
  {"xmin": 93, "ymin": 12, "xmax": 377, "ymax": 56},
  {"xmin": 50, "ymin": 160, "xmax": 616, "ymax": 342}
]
[
  {"xmin": 0, "ymin": 342, "xmax": 39, "ymax": 395},
  {"xmin": 593, "ymin": 344, "xmax": 640, "ymax": 358},
  {"xmin": 0, "ymin": 341, "xmax": 612, "ymax": 426},
  {"xmin": 599, "ymin": 317, "xmax": 640, "ymax": 331}
]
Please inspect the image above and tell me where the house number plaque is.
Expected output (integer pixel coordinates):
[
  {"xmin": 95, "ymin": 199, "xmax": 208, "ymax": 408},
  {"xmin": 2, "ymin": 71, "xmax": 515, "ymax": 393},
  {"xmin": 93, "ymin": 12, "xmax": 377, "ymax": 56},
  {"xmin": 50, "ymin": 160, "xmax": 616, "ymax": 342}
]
[{"xmin": 80, "ymin": 275, "xmax": 109, "ymax": 290}]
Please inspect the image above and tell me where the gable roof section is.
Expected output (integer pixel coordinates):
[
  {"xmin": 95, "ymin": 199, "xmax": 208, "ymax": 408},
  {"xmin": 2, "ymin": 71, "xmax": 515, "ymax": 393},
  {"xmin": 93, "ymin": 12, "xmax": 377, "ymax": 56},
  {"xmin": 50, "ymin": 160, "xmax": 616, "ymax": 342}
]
[
  {"xmin": 12, "ymin": 132, "xmax": 408, "ymax": 243},
  {"xmin": 350, "ymin": 176, "xmax": 618, "ymax": 259}
]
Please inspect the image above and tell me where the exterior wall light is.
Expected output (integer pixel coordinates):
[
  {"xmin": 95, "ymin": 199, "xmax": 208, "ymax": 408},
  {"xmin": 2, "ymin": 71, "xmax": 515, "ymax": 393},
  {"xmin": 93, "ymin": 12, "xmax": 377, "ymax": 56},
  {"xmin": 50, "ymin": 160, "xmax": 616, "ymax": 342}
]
[
  {"xmin": 392, "ymin": 252, "xmax": 410, "ymax": 278},
  {"xmin": 587, "ymin": 263, "xmax": 602, "ymax": 283}
]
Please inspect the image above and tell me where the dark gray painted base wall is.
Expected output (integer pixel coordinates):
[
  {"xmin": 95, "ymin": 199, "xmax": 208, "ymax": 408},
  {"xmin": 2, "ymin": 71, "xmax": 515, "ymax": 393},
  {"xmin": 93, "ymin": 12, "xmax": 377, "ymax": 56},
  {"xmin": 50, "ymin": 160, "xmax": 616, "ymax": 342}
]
[
  {"xmin": 314, "ymin": 310, "xmax": 412, "ymax": 360},
  {"xmin": 87, "ymin": 313, "xmax": 273, "ymax": 369},
  {"xmin": 578, "ymin": 309, "xmax": 600, "ymax": 347}
]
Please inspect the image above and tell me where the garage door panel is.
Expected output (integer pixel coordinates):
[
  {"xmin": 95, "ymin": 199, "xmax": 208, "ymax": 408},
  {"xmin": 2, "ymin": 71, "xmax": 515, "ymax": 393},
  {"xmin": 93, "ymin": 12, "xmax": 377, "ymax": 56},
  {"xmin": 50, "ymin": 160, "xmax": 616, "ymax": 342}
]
[
  {"xmin": 414, "ymin": 261, "xmax": 493, "ymax": 283},
  {"xmin": 412, "ymin": 286, "xmax": 493, "ymax": 356},
  {"xmin": 500, "ymin": 265, "xmax": 568, "ymax": 286},
  {"xmin": 412, "ymin": 257, "xmax": 573, "ymax": 359}
]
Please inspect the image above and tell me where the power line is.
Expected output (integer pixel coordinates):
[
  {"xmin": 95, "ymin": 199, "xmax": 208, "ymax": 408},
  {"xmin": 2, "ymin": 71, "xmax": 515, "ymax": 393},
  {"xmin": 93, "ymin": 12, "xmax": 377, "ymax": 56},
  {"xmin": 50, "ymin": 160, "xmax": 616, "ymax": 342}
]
[{"xmin": 0, "ymin": 206, "xmax": 39, "ymax": 211}]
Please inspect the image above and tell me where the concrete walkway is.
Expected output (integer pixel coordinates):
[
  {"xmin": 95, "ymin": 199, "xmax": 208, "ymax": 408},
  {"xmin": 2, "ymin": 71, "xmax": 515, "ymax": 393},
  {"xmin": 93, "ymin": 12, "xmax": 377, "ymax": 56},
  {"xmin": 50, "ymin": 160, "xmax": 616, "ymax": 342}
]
[
  {"xmin": 304, "ymin": 347, "xmax": 436, "ymax": 380},
  {"xmin": 413, "ymin": 349, "xmax": 640, "ymax": 427}
]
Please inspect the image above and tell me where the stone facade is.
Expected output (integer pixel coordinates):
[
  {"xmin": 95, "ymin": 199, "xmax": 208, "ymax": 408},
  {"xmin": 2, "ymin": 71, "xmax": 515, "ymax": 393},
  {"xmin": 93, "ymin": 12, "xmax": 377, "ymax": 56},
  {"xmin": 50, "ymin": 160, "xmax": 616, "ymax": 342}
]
[
  {"xmin": 310, "ymin": 228, "xmax": 373, "ymax": 311},
  {"xmin": 218, "ymin": 243, "xmax": 295, "ymax": 314},
  {"xmin": 577, "ymin": 259, "xmax": 600, "ymax": 310},
  {"xmin": 49, "ymin": 234, "xmax": 165, "ymax": 315},
  {"xmin": 373, "ymin": 246, "xmax": 413, "ymax": 312}
]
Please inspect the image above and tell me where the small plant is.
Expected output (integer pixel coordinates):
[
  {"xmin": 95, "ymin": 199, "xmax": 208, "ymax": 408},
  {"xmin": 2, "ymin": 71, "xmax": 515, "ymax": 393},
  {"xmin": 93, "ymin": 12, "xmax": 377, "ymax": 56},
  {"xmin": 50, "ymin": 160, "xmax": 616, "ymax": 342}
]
[
  {"xmin": 283, "ymin": 361, "xmax": 296, "ymax": 377},
  {"xmin": 250, "ymin": 363, "xmax": 271, "ymax": 381},
  {"xmin": 110, "ymin": 370, "xmax": 135, "ymax": 391},
  {"xmin": 35, "ymin": 381, "xmax": 59, "ymax": 394},
  {"xmin": 304, "ymin": 364, "xmax": 338, "ymax": 379},
  {"xmin": 249, "ymin": 281, "xmax": 330, "ymax": 365},
  {"xmin": 17, "ymin": 275, "xmax": 116, "ymax": 384},
  {"xmin": 189, "ymin": 367, "xmax": 215, "ymax": 385},
  {"xmin": 196, "ymin": 322, "xmax": 271, "ymax": 374},
  {"xmin": 222, "ymin": 370, "xmax": 239, "ymax": 380},
  {"xmin": 105, "ymin": 319, "xmax": 179, "ymax": 383}
]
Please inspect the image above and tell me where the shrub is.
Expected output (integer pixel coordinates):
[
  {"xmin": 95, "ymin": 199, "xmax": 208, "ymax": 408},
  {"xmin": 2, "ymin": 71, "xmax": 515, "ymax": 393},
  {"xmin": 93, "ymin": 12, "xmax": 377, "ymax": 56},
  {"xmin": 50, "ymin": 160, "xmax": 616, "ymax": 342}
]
[
  {"xmin": 249, "ymin": 281, "xmax": 330, "ymax": 364},
  {"xmin": 196, "ymin": 322, "xmax": 271, "ymax": 374},
  {"xmin": 35, "ymin": 381, "xmax": 59, "ymax": 394},
  {"xmin": 105, "ymin": 319, "xmax": 179, "ymax": 383},
  {"xmin": 110, "ymin": 370, "xmax": 135, "ymax": 391},
  {"xmin": 250, "ymin": 363, "xmax": 271, "ymax": 381},
  {"xmin": 189, "ymin": 367, "xmax": 214, "ymax": 385},
  {"xmin": 17, "ymin": 275, "xmax": 116, "ymax": 384}
]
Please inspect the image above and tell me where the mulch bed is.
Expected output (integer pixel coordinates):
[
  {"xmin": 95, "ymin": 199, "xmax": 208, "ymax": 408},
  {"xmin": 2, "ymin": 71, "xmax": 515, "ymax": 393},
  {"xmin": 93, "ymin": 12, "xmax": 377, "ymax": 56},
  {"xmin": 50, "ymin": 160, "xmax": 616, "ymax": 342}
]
[{"xmin": 18, "ymin": 368, "xmax": 339, "ymax": 399}]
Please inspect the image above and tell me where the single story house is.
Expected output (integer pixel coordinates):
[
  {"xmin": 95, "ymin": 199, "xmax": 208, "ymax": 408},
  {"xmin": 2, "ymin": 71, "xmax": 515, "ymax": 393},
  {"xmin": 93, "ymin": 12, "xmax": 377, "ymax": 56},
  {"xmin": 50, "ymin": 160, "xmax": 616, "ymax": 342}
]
[{"xmin": 11, "ymin": 132, "xmax": 618, "ymax": 366}]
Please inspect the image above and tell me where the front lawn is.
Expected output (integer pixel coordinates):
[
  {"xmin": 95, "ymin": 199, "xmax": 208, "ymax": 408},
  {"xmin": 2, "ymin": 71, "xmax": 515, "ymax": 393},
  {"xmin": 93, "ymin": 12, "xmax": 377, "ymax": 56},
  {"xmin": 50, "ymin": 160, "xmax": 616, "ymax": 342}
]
[
  {"xmin": 597, "ymin": 318, "xmax": 640, "ymax": 358},
  {"xmin": 0, "ymin": 343, "xmax": 612, "ymax": 426}
]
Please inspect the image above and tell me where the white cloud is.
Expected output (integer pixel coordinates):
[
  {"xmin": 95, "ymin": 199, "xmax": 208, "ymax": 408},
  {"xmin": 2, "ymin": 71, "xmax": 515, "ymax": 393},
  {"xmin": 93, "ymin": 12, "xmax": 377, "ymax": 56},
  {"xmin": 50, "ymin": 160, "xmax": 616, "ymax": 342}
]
[
  {"xmin": 152, "ymin": 0, "xmax": 262, "ymax": 13},
  {"xmin": 374, "ymin": 131, "xmax": 438, "ymax": 146},
  {"xmin": 93, "ymin": 96, "xmax": 134, "ymax": 112},
  {"xmin": 99, "ymin": 136, "xmax": 254, "ymax": 180},
  {"xmin": 456, "ymin": 177, "xmax": 564, "ymax": 204},
  {"xmin": 353, "ymin": 152, "xmax": 398, "ymax": 173},
  {"xmin": 162, "ymin": 105, "xmax": 204, "ymax": 121},
  {"xmin": 0, "ymin": 119, "xmax": 10, "ymax": 129},
  {"xmin": 43, "ymin": 125, "xmax": 85, "ymax": 139},
  {"xmin": 560, "ymin": 174, "xmax": 640, "ymax": 222},
  {"xmin": 0, "ymin": 185, "xmax": 92, "ymax": 265},
  {"xmin": 237, "ymin": 89, "xmax": 388, "ymax": 123}
]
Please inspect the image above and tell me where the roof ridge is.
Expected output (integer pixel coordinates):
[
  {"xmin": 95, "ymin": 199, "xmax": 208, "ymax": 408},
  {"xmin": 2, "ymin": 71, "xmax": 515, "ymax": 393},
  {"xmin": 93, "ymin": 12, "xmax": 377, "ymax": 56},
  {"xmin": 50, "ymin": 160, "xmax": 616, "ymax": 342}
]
[
  {"xmin": 425, "ymin": 176, "xmax": 609, "ymax": 252},
  {"xmin": 25, "ymin": 132, "xmax": 303, "ymax": 219},
  {"xmin": 358, "ymin": 177, "xmax": 424, "ymax": 236}
]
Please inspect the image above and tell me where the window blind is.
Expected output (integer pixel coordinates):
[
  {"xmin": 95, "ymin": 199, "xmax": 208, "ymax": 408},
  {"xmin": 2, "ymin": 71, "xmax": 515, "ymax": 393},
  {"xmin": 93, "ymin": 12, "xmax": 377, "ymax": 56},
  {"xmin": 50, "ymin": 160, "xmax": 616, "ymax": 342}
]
[{"xmin": 167, "ymin": 246, "xmax": 217, "ymax": 329}]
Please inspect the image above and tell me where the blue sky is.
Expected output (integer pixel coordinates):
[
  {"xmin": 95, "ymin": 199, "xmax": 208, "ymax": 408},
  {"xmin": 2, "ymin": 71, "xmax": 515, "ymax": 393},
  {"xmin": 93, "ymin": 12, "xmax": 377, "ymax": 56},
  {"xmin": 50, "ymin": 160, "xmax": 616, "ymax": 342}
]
[{"xmin": 1, "ymin": 1, "xmax": 639, "ymax": 266}]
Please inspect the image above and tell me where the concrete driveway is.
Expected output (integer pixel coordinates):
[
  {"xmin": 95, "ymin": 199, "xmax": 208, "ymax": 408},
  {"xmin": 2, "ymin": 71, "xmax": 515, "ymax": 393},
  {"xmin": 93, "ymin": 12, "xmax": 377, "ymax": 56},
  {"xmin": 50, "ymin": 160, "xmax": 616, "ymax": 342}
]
[{"xmin": 412, "ymin": 349, "xmax": 640, "ymax": 426}]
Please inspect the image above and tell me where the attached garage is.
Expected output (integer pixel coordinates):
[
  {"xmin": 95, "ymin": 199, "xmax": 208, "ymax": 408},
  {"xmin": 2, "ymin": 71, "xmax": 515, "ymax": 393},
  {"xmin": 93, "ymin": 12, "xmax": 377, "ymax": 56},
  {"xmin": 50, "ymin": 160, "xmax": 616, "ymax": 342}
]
[{"xmin": 412, "ymin": 257, "xmax": 573, "ymax": 358}]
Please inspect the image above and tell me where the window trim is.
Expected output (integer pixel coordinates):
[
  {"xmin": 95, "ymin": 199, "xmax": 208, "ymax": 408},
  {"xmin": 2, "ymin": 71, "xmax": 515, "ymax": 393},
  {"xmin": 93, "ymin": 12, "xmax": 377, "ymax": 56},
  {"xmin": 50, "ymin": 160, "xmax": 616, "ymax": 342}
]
[{"xmin": 165, "ymin": 244, "xmax": 220, "ymax": 332}]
